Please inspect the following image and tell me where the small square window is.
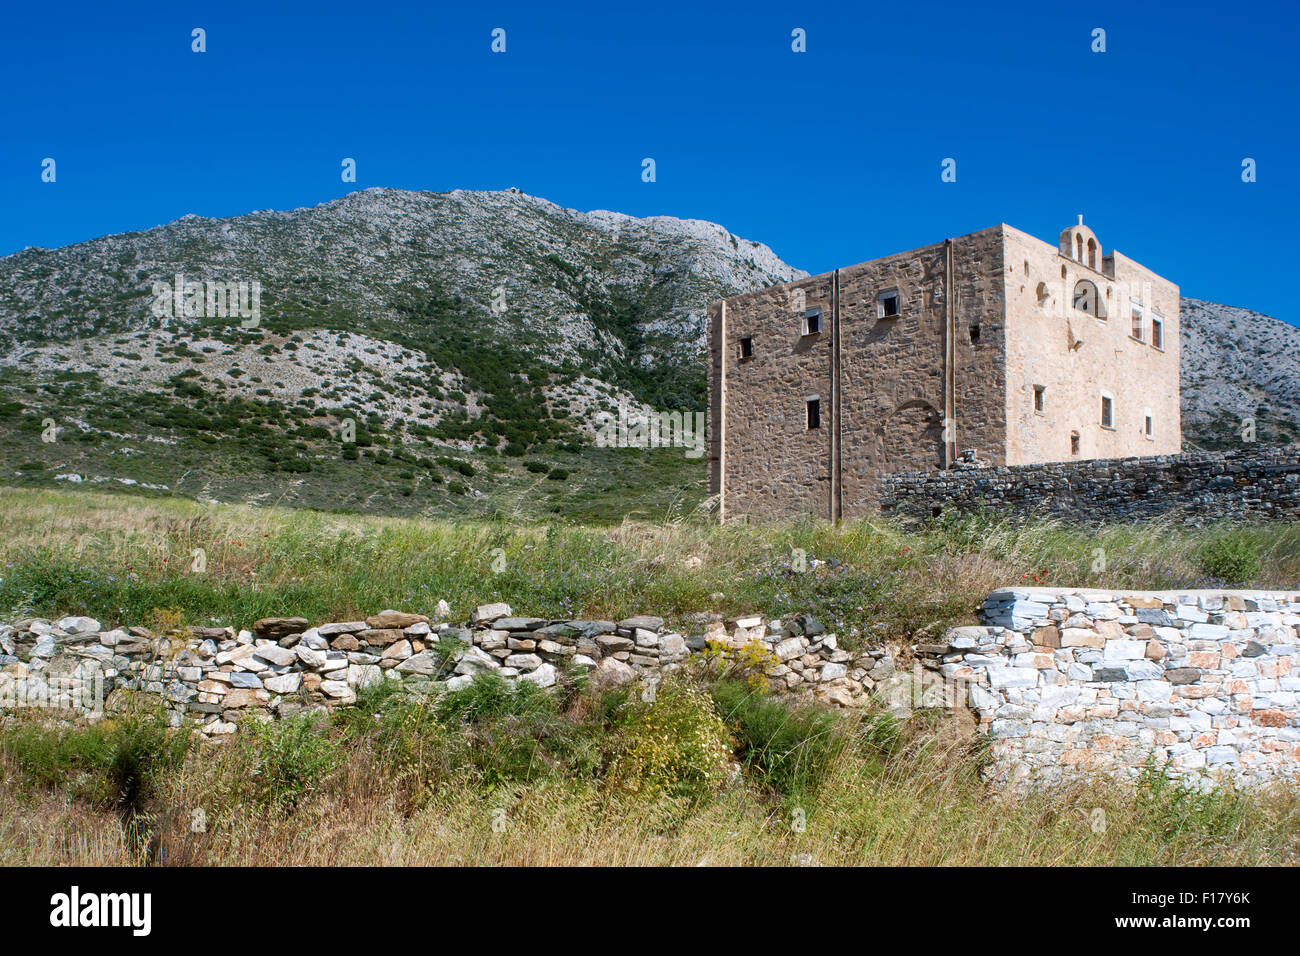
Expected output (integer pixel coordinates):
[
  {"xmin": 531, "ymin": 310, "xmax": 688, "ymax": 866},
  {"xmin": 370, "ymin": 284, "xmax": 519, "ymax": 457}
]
[
  {"xmin": 806, "ymin": 398, "xmax": 821, "ymax": 430},
  {"xmin": 739, "ymin": 336, "xmax": 754, "ymax": 360},
  {"xmin": 1151, "ymin": 316, "xmax": 1164, "ymax": 350},
  {"xmin": 1033, "ymin": 385, "xmax": 1046, "ymax": 414},
  {"xmin": 1100, "ymin": 394, "xmax": 1114, "ymax": 429},
  {"xmin": 878, "ymin": 291, "xmax": 901, "ymax": 318},
  {"xmin": 802, "ymin": 308, "xmax": 822, "ymax": 336}
]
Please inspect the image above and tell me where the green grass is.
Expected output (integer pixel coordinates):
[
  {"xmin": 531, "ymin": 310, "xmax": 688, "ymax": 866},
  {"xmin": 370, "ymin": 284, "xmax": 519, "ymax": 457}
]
[
  {"xmin": 0, "ymin": 487, "xmax": 1297, "ymax": 653},
  {"xmin": 0, "ymin": 708, "xmax": 191, "ymax": 809}
]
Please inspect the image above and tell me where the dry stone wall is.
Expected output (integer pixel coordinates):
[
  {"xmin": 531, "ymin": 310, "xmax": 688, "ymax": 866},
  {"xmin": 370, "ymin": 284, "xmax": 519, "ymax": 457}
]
[
  {"xmin": 8, "ymin": 589, "xmax": 1300, "ymax": 790},
  {"xmin": 0, "ymin": 604, "xmax": 894, "ymax": 735},
  {"xmin": 881, "ymin": 446, "xmax": 1300, "ymax": 523},
  {"xmin": 921, "ymin": 587, "xmax": 1300, "ymax": 786}
]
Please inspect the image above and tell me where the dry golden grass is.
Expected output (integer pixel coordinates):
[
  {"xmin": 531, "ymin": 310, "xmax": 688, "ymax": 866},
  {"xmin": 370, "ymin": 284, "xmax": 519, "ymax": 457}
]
[{"xmin": 4, "ymin": 711, "xmax": 1297, "ymax": 867}]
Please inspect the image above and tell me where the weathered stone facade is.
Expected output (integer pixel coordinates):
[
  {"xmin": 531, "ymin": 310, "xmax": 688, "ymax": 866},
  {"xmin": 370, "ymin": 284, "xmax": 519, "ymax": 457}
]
[
  {"xmin": 880, "ymin": 446, "xmax": 1300, "ymax": 524},
  {"xmin": 708, "ymin": 220, "xmax": 1180, "ymax": 519}
]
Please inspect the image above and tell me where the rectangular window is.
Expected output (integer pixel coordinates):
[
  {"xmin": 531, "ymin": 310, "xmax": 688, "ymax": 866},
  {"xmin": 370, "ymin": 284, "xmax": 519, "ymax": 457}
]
[
  {"xmin": 806, "ymin": 397, "xmax": 821, "ymax": 430},
  {"xmin": 1131, "ymin": 306, "xmax": 1144, "ymax": 341},
  {"xmin": 1100, "ymin": 393, "xmax": 1114, "ymax": 429},
  {"xmin": 738, "ymin": 336, "xmax": 754, "ymax": 360},
  {"xmin": 1033, "ymin": 385, "xmax": 1046, "ymax": 414},
  {"xmin": 802, "ymin": 308, "xmax": 822, "ymax": 336},
  {"xmin": 878, "ymin": 290, "xmax": 901, "ymax": 318},
  {"xmin": 1145, "ymin": 413, "xmax": 1154, "ymax": 439},
  {"xmin": 1151, "ymin": 315, "xmax": 1164, "ymax": 350}
]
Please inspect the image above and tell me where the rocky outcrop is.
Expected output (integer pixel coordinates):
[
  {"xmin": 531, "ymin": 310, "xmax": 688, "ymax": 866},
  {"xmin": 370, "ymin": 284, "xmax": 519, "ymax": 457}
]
[
  {"xmin": 0, "ymin": 187, "xmax": 804, "ymax": 433},
  {"xmin": 1180, "ymin": 297, "xmax": 1300, "ymax": 449}
]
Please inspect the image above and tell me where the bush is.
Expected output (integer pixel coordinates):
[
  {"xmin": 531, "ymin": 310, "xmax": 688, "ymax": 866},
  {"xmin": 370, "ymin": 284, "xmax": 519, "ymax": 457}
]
[
  {"xmin": 1198, "ymin": 531, "xmax": 1262, "ymax": 584},
  {"xmin": 242, "ymin": 715, "xmax": 339, "ymax": 808},
  {"xmin": 428, "ymin": 673, "xmax": 605, "ymax": 788},
  {"xmin": 0, "ymin": 710, "xmax": 190, "ymax": 807},
  {"xmin": 1134, "ymin": 757, "xmax": 1252, "ymax": 842},
  {"xmin": 700, "ymin": 640, "xmax": 779, "ymax": 690},
  {"xmin": 336, "ymin": 682, "xmax": 454, "ymax": 809},
  {"xmin": 436, "ymin": 672, "xmax": 555, "ymax": 724},
  {"xmin": 710, "ymin": 680, "xmax": 849, "ymax": 798},
  {"xmin": 607, "ymin": 680, "xmax": 732, "ymax": 800}
]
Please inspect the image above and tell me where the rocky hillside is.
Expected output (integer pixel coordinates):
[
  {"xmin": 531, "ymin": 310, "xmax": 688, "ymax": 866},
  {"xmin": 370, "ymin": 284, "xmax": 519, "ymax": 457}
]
[
  {"xmin": 0, "ymin": 187, "xmax": 801, "ymax": 416},
  {"xmin": 1180, "ymin": 297, "xmax": 1300, "ymax": 448},
  {"xmin": 0, "ymin": 189, "xmax": 802, "ymax": 519}
]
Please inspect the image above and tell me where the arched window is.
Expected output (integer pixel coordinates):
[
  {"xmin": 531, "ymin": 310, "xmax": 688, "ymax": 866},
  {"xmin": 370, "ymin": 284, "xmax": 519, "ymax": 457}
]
[
  {"xmin": 1072, "ymin": 279, "xmax": 1106, "ymax": 318},
  {"xmin": 1087, "ymin": 238, "xmax": 1097, "ymax": 270},
  {"xmin": 1075, "ymin": 234, "xmax": 1083, "ymax": 260}
]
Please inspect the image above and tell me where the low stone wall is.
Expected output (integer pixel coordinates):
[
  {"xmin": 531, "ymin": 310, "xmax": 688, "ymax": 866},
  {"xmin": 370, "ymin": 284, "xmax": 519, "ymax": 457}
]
[
  {"xmin": 880, "ymin": 446, "xmax": 1300, "ymax": 523},
  {"xmin": 8, "ymin": 589, "xmax": 1300, "ymax": 789},
  {"xmin": 0, "ymin": 604, "xmax": 896, "ymax": 735},
  {"xmin": 919, "ymin": 588, "xmax": 1300, "ymax": 786}
]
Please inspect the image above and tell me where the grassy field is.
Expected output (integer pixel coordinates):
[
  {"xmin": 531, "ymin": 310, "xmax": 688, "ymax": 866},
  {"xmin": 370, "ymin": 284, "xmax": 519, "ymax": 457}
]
[
  {"xmin": 1, "ymin": 487, "xmax": 1298, "ymax": 644},
  {"xmin": 1, "ymin": 486, "xmax": 1299, "ymax": 866}
]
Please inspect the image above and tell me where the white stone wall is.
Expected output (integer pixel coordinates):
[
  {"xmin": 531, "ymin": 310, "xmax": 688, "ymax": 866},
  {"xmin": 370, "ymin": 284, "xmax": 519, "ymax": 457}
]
[{"xmin": 923, "ymin": 588, "xmax": 1300, "ymax": 786}]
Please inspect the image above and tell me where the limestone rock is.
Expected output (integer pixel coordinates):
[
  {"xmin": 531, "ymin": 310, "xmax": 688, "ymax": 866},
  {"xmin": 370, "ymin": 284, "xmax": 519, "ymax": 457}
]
[
  {"xmin": 589, "ymin": 657, "xmax": 637, "ymax": 692},
  {"xmin": 471, "ymin": 603, "xmax": 513, "ymax": 624},
  {"xmin": 519, "ymin": 663, "xmax": 558, "ymax": 688},
  {"xmin": 254, "ymin": 617, "xmax": 310, "ymax": 639},
  {"xmin": 366, "ymin": 611, "xmax": 429, "ymax": 629}
]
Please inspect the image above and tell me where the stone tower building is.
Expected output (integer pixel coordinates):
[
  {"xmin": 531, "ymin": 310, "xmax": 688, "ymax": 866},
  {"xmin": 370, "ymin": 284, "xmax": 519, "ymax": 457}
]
[{"xmin": 706, "ymin": 219, "xmax": 1180, "ymax": 520}]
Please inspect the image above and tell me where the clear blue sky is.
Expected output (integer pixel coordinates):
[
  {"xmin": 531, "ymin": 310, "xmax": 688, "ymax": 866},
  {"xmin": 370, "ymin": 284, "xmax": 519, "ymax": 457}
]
[{"xmin": 2, "ymin": 0, "xmax": 1296, "ymax": 321}]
